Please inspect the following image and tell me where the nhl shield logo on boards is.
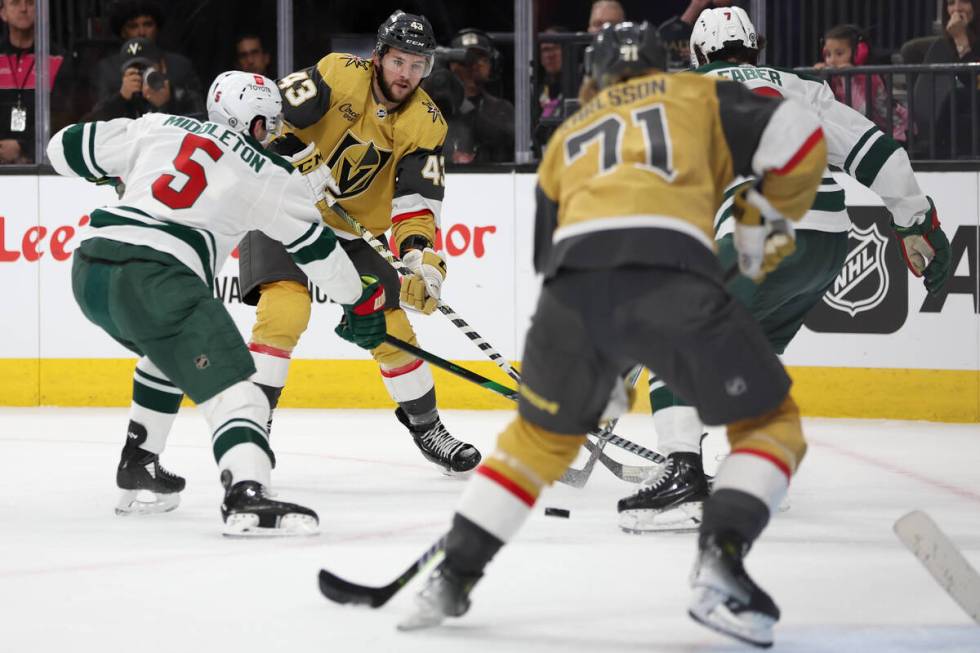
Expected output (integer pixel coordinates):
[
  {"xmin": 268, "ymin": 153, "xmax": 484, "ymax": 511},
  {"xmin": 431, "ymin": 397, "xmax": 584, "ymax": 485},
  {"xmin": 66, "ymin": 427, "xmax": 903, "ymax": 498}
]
[
  {"xmin": 805, "ymin": 206, "xmax": 908, "ymax": 335},
  {"xmin": 823, "ymin": 223, "xmax": 890, "ymax": 317}
]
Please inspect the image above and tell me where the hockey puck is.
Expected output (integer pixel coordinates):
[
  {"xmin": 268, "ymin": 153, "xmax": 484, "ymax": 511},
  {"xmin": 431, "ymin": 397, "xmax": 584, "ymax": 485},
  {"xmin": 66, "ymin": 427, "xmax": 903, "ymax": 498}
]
[{"xmin": 544, "ymin": 507, "xmax": 570, "ymax": 518}]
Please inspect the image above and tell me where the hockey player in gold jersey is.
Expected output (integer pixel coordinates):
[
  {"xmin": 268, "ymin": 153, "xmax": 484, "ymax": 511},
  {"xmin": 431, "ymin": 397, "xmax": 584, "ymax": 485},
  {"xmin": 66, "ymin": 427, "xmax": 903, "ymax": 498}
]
[
  {"xmin": 238, "ymin": 11, "xmax": 481, "ymax": 474},
  {"xmin": 398, "ymin": 23, "xmax": 827, "ymax": 648}
]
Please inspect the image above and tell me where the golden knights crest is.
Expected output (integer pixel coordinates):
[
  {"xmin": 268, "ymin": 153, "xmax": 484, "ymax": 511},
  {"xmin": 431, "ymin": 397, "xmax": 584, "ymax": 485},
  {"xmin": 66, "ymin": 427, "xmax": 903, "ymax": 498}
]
[
  {"xmin": 324, "ymin": 131, "xmax": 394, "ymax": 198},
  {"xmin": 823, "ymin": 223, "xmax": 890, "ymax": 317}
]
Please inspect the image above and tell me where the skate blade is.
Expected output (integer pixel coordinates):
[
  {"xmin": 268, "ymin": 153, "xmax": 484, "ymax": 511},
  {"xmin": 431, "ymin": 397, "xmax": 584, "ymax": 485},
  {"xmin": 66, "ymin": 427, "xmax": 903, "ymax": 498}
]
[
  {"xmin": 441, "ymin": 468, "xmax": 474, "ymax": 480},
  {"xmin": 688, "ymin": 588, "xmax": 775, "ymax": 648},
  {"xmin": 115, "ymin": 489, "xmax": 180, "ymax": 516},
  {"xmin": 222, "ymin": 512, "xmax": 319, "ymax": 538},
  {"xmin": 618, "ymin": 502, "xmax": 703, "ymax": 534}
]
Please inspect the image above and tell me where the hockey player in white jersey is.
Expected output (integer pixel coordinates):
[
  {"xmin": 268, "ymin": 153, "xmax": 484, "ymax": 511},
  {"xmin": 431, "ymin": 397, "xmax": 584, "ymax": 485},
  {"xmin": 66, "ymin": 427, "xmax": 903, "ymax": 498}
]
[
  {"xmin": 48, "ymin": 71, "xmax": 387, "ymax": 536},
  {"xmin": 618, "ymin": 7, "xmax": 953, "ymax": 536}
]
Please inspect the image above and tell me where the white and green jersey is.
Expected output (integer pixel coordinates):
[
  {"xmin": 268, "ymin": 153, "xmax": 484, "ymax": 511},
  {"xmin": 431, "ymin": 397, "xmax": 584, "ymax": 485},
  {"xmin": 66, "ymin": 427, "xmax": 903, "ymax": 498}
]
[
  {"xmin": 47, "ymin": 113, "xmax": 361, "ymax": 303},
  {"xmin": 696, "ymin": 61, "xmax": 930, "ymax": 235}
]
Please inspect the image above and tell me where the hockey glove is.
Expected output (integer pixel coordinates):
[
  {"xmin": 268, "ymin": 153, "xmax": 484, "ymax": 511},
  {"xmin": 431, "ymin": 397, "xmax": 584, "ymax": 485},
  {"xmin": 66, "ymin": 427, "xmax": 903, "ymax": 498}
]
[
  {"xmin": 335, "ymin": 275, "xmax": 387, "ymax": 350},
  {"xmin": 399, "ymin": 247, "xmax": 447, "ymax": 315},
  {"xmin": 86, "ymin": 175, "xmax": 126, "ymax": 200},
  {"xmin": 732, "ymin": 184, "xmax": 796, "ymax": 282},
  {"xmin": 892, "ymin": 197, "xmax": 951, "ymax": 295},
  {"xmin": 284, "ymin": 140, "xmax": 342, "ymax": 214}
]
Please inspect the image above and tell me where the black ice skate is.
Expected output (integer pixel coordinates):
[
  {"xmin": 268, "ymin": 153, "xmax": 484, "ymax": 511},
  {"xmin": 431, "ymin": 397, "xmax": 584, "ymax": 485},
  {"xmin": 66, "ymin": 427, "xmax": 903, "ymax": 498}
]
[
  {"xmin": 220, "ymin": 470, "xmax": 318, "ymax": 537},
  {"xmin": 395, "ymin": 408, "xmax": 481, "ymax": 474},
  {"xmin": 688, "ymin": 533, "xmax": 780, "ymax": 648},
  {"xmin": 397, "ymin": 561, "xmax": 482, "ymax": 631},
  {"xmin": 617, "ymin": 451, "xmax": 710, "ymax": 533},
  {"xmin": 115, "ymin": 421, "xmax": 185, "ymax": 516}
]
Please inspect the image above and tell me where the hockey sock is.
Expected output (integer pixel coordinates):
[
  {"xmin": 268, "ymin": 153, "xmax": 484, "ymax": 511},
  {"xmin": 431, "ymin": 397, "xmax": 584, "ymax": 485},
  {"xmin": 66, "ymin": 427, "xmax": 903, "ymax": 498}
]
[
  {"xmin": 649, "ymin": 373, "xmax": 703, "ymax": 456},
  {"xmin": 381, "ymin": 359, "xmax": 438, "ymax": 425},
  {"xmin": 127, "ymin": 357, "xmax": 184, "ymax": 454},
  {"xmin": 200, "ymin": 381, "xmax": 274, "ymax": 487},
  {"xmin": 700, "ymin": 487, "xmax": 771, "ymax": 548},
  {"xmin": 445, "ymin": 513, "xmax": 504, "ymax": 576},
  {"xmin": 249, "ymin": 342, "xmax": 291, "ymax": 409}
]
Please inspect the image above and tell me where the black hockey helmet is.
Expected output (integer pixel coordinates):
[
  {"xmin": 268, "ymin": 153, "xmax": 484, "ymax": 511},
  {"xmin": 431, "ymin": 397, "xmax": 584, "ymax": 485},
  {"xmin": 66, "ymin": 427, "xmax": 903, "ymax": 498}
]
[
  {"xmin": 585, "ymin": 21, "xmax": 668, "ymax": 89},
  {"xmin": 376, "ymin": 10, "xmax": 437, "ymax": 68}
]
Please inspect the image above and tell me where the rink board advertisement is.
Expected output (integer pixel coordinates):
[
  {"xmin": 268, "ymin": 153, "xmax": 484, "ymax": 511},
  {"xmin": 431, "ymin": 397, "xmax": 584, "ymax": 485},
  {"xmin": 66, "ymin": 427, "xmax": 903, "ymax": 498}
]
[{"xmin": 0, "ymin": 172, "xmax": 977, "ymax": 420}]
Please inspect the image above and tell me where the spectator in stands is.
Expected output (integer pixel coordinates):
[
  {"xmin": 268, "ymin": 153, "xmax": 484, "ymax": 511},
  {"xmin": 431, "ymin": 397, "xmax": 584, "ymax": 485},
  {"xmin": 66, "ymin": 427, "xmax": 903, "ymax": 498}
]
[
  {"xmin": 914, "ymin": 0, "xmax": 980, "ymax": 156},
  {"xmin": 816, "ymin": 24, "xmax": 908, "ymax": 142},
  {"xmin": 92, "ymin": 1, "xmax": 203, "ymax": 113},
  {"xmin": 587, "ymin": 0, "xmax": 625, "ymax": 33},
  {"xmin": 538, "ymin": 26, "xmax": 564, "ymax": 123},
  {"xmin": 83, "ymin": 37, "xmax": 202, "ymax": 121},
  {"xmin": 659, "ymin": 0, "xmax": 735, "ymax": 70},
  {"xmin": 235, "ymin": 34, "xmax": 272, "ymax": 76},
  {"xmin": 533, "ymin": 26, "xmax": 566, "ymax": 155},
  {"xmin": 0, "ymin": 0, "xmax": 70, "ymax": 163},
  {"xmin": 444, "ymin": 28, "xmax": 514, "ymax": 164}
]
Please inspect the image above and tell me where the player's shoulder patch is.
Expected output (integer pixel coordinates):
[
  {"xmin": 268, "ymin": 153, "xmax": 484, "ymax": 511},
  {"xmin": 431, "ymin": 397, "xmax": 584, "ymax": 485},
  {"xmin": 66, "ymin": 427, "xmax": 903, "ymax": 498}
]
[
  {"xmin": 398, "ymin": 88, "xmax": 447, "ymax": 148},
  {"xmin": 278, "ymin": 62, "xmax": 331, "ymax": 130}
]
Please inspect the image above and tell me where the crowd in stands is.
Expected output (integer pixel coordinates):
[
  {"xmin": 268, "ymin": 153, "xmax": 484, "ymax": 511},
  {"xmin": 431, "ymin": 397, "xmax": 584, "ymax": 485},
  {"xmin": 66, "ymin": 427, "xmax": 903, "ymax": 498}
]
[{"xmin": 0, "ymin": 0, "xmax": 976, "ymax": 165}]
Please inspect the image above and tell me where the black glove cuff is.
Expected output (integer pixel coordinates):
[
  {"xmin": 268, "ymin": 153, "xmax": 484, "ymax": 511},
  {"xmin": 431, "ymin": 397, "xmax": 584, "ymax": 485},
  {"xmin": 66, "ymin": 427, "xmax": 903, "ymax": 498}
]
[{"xmin": 399, "ymin": 235, "xmax": 433, "ymax": 258}]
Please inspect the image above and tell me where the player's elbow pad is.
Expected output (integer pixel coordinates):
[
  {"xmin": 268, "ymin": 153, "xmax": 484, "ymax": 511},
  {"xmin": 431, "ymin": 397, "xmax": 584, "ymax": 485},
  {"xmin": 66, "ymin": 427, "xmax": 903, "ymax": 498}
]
[{"xmin": 753, "ymin": 102, "xmax": 827, "ymax": 221}]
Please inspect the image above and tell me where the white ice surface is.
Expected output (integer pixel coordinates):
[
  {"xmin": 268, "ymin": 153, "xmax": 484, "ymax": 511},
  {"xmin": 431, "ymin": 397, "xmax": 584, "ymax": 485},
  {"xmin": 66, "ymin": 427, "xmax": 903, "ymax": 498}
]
[{"xmin": 1, "ymin": 408, "xmax": 979, "ymax": 652}]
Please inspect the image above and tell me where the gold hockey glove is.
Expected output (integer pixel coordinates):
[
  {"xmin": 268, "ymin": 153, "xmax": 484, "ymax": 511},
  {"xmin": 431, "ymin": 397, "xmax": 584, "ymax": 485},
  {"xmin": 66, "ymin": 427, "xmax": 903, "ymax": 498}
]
[
  {"xmin": 732, "ymin": 185, "xmax": 796, "ymax": 282},
  {"xmin": 399, "ymin": 248, "xmax": 447, "ymax": 315}
]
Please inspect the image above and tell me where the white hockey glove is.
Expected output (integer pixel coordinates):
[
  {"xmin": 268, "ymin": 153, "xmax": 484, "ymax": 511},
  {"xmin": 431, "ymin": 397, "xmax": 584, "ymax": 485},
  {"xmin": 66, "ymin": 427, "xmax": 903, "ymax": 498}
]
[
  {"xmin": 287, "ymin": 140, "xmax": 341, "ymax": 211},
  {"xmin": 399, "ymin": 247, "xmax": 447, "ymax": 314},
  {"xmin": 732, "ymin": 185, "xmax": 796, "ymax": 282}
]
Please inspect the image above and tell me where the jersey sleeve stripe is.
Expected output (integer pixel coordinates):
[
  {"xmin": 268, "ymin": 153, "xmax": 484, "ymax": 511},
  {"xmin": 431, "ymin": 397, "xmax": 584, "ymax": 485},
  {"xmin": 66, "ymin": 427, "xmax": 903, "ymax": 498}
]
[
  {"xmin": 85, "ymin": 122, "xmax": 108, "ymax": 177},
  {"xmin": 60, "ymin": 123, "xmax": 98, "ymax": 178},
  {"xmin": 853, "ymin": 134, "xmax": 901, "ymax": 187},
  {"xmin": 286, "ymin": 228, "xmax": 338, "ymax": 265},
  {"xmin": 284, "ymin": 223, "xmax": 319, "ymax": 250},
  {"xmin": 843, "ymin": 126, "xmax": 879, "ymax": 174},
  {"xmin": 771, "ymin": 127, "xmax": 824, "ymax": 176},
  {"xmin": 391, "ymin": 209, "xmax": 432, "ymax": 224}
]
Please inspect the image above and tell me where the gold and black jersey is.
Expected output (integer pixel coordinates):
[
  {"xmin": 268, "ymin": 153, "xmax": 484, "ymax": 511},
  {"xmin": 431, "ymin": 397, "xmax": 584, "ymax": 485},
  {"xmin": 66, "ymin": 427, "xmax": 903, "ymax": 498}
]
[
  {"xmin": 534, "ymin": 71, "xmax": 826, "ymax": 279},
  {"xmin": 276, "ymin": 52, "xmax": 448, "ymax": 252}
]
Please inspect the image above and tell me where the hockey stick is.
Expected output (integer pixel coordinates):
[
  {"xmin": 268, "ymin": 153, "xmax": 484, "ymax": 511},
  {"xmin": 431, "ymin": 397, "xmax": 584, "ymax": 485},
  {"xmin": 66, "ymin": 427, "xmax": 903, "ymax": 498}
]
[
  {"xmin": 559, "ymin": 365, "xmax": 645, "ymax": 488},
  {"xmin": 318, "ymin": 534, "xmax": 447, "ymax": 608},
  {"xmin": 584, "ymin": 437, "xmax": 662, "ymax": 484},
  {"xmin": 894, "ymin": 510, "xmax": 980, "ymax": 624},
  {"xmin": 328, "ymin": 202, "xmax": 521, "ymax": 384},
  {"xmin": 385, "ymin": 335, "xmax": 665, "ymax": 464}
]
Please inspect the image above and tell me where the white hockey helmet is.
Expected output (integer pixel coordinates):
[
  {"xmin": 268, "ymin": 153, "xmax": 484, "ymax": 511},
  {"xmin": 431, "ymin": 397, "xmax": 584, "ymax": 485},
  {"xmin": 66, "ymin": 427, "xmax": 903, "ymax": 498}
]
[
  {"xmin": 206, "ymin": 70, "xmax": 283, "ymax": 142},
  {"xmin": 689, "ymin": 6, "xmax": 758, "ymax": 68}
]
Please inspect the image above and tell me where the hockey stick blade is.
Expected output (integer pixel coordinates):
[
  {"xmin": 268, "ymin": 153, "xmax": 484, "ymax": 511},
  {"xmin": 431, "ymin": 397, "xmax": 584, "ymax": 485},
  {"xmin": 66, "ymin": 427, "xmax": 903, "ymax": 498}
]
[
  {"xmin": 318, "ymin": 569, "xmax": 394, "ymax": 608},
  {"xmin": 318, "ymin": 535, "xmax": 447, "ymax": 609},
  {"xmin": 894, "ymin": 510, "xmax": 980, "ymax": 625}
]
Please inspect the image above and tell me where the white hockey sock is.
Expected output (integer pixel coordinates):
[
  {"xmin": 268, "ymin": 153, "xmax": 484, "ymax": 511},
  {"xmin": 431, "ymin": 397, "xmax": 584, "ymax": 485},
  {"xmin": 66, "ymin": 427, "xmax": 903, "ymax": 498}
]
[
  {"xmin": 248, "ymin": 342, "xmax": 291, "ymax": 390},
  {"xmin": 129, "ymin": 357, "xmax": 184, "ymax": 454},
  {"xmin": 380, "ymin": 359, "xmax": 436, "ymax": 417},
  {"xmin": 711, "ymin": 451, "xmax": 790, "ymax": 516},
  {"xmin": 456, "ymin": 465, "xmax": 537, "ymax": 543},
  {"xmin": 199, "ymin": 381, "xmax": 273, "ymax": 487},
  {"xmin": 653, "ymin": 405, "xmax": 704, "ymax": 456}
]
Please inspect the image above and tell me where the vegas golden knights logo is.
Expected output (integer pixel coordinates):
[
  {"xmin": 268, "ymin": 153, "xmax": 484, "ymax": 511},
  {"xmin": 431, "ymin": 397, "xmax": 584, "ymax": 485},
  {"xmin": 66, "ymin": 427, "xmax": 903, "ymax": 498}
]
[{"xmin": 325, "ymin": 131, "xmax": 393, "ymax": 199}]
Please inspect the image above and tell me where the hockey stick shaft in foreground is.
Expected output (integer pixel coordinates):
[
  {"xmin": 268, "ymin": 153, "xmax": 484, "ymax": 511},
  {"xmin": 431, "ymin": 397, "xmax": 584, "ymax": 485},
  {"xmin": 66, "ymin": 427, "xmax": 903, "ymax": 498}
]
[
  {"xmin": 386, "ymin": 335, "xmax": 665, "ymax": 464},
  {"xmin": 894, "ymin": 510, "xmax": 980, "ymax": 624},
  {"xmin": 318, "ymin": 534, "xmax": 447, "ymax": 608},
  {"xmin": 329, "ymin": 201, "xmax": 521, "ymax": 384},
  {"xmin": 559, "ymin": 365, "xmax": 645, "ymax": 487}
]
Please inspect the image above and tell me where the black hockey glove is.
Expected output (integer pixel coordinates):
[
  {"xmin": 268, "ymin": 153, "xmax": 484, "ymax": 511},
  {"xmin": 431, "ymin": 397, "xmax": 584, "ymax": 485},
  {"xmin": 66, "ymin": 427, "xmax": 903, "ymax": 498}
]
[{"xmin": 335, "ymin": 275, "xmax": 386, "ymax": 350}]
